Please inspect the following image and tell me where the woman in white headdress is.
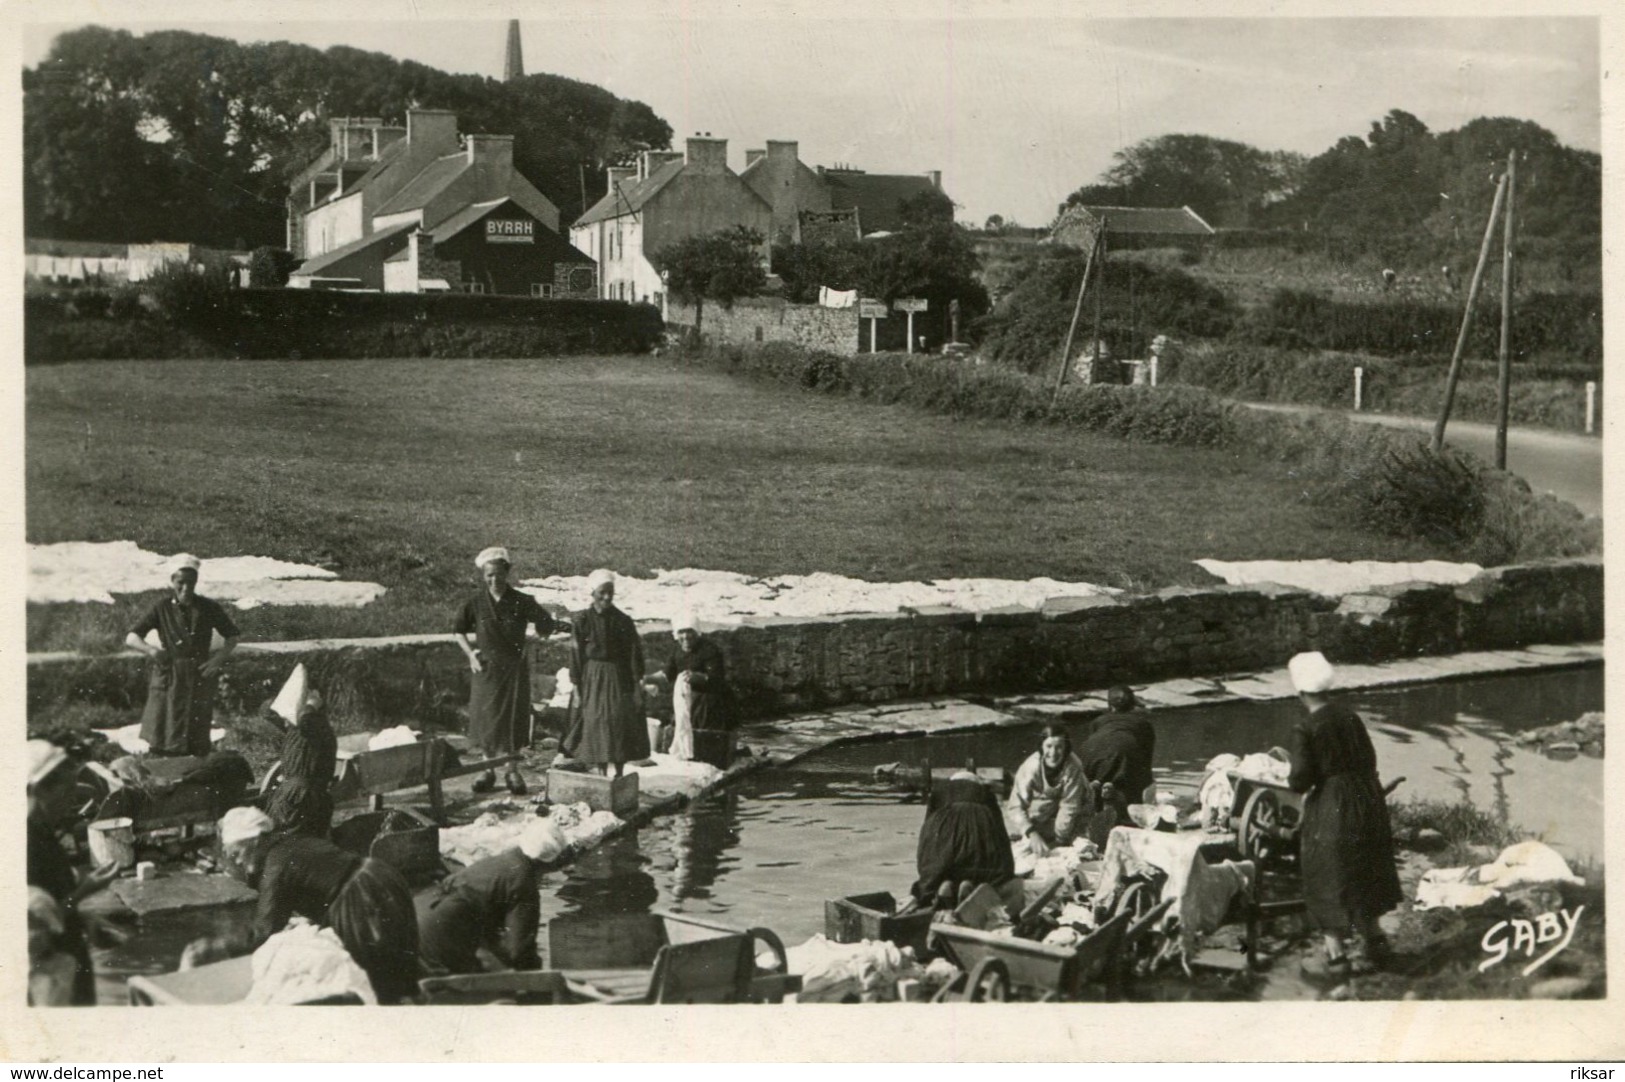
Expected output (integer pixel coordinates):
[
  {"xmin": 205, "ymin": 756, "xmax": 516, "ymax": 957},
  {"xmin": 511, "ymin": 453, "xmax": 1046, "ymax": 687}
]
[
  {"xmin": 1286, "ymin": 651, "xmax": 1401, "ymax": 980},
  {"xmin": 453, "ymin": 547, "xmax": 558, "ymax": 794},
  {"xmin": 562, "ymin": 569, "xmax": 647, "ymax": 777},
  {"xmin": 123, "ymin": 553, "xmax": 241, "ymax": 757},
  {"xmin": 262, "ymin": 664, "xmax": 337, "ymax": 837},
  {"xmin": 662, "ymin": 607, "xmax": 736, "ymax": 762}
]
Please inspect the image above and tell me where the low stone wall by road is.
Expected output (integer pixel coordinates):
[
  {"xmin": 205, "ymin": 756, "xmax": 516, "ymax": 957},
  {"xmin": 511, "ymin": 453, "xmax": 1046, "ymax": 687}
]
[
  {"xmin": 667, "ymin": 297, "xmax": 858, "ymax": 355},
  {"xmin": 26, "ymin": 558, "xmax": 1602, "ymax": 731}
]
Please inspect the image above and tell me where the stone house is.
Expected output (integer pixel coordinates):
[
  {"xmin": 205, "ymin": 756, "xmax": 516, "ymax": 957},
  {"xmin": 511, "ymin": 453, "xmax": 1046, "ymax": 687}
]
[
  {"xmin": 569, "ymin": 136, "xmax": 774, "ymax": 305},
  {"xmin": 285, "ymin": 111, "xmax": 593, "ymax": 295}
]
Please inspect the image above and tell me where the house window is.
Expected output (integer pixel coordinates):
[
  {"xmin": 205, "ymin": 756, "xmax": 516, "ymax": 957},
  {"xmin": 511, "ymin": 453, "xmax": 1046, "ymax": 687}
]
[{"xmin": 531, "ymin": 283, "xmax": 554, "ymax": 298}]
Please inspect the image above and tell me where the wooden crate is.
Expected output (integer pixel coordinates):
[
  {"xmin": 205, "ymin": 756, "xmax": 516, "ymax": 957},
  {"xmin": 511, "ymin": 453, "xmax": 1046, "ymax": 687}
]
[
  {"xmin": 547, "ymin": 768, "xmax": 639, "ymax": 815},
  {"xmin": 331, "ymin": 807, "xmax": 442, "ymax": 885},
  {"xmin": 824, "ymin": 892, "xmax": 934, "ymax": 955},
  {"xmin": 691, "ymin": 729, "xmax": 736, "ymax": 770}
]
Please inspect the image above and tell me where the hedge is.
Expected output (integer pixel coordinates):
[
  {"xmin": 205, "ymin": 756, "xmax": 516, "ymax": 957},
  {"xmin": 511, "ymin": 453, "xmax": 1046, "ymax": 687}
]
[
  {"xmin": 24, "ymin": 286, "xmax": 665, "ymax": 363},
  {"xmin": 675, "ymin": 341, "xmax": 1598, "ymax": 566},
  {"xmin": 1238, "ymin": 287, "xmax": 1602, "ymax": 365},
  {"xmin": 1166, "ymin": 343, "xmax": 1596, "ymax": 431}
]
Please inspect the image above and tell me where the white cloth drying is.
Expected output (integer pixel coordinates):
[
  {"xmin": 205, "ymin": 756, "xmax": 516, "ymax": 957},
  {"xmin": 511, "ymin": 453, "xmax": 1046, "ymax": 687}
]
[{"xmin": 818, "ymin": 286, "xmax": 857, "ymax": 309}]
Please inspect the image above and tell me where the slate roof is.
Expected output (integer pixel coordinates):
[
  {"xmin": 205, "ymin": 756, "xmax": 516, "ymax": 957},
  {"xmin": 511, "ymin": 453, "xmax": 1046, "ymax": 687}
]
[
  {"xmin": 373, "ymin": 154, "xmax": 471, "ymax": 218},
  {"xmin": 822, "ymin": 172, "xmax": 940, "ymax": 234},
  {"xmin": 427, "ymin": 198, "xmax": 509, "ymax": 242},
  {"xmin": 572, "ymin": 159, "xmax": 686, "ymax": 227},
  {"xmin": 290, "ymin": 220, "xmax": 417, "ymax": 277},
  {"xmin": 1057, "ymin": 205, "xmax": 1215, "ymax": 237}
]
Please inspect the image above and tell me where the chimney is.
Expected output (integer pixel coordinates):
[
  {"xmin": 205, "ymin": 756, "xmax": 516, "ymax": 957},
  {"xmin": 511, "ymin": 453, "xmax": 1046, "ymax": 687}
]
[
  {"xmin": 766, "ymin": 140, "xmax": 799, "ymax": 164},
  {"xmin": 466, "ymin": 133, "xmax": 514, "ymax": 170},
  {"xmin": 607, "ymin": 165, "xmax": 637, "ymax": 191},
  {"xmin": 685, "ymin": 135, "xmax": 727, "ymax": 176},
  {"xmin": 639, "ymin": 150, "xmax": 683, "ymax": 179},
  {"xmin": 406, "ymin": 109, "xmax": 460, "ymax": 154},
  {"xmin": 927, "ymin": 170, "xmax": 942, "ymax": 189},
  {"xmin": 745, "ymin": 148, "xmax": 766, "ymax": 168}
]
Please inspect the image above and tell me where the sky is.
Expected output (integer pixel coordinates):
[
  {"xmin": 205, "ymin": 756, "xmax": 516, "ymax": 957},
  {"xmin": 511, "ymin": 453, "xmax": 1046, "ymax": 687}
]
[{"xmin": 13, "ymin": 4, "xmax": 1606, "ymax": 227}]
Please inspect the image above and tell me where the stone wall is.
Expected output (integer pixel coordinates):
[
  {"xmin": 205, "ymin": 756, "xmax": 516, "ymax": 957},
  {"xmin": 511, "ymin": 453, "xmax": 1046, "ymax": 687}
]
[
  {"xmin": 26, "ymin": 559, "xmax": 1603, "ymax": 732},
  {"xmin": 667, "ymin": 297, "xmax": 858, "ymax": 355}
]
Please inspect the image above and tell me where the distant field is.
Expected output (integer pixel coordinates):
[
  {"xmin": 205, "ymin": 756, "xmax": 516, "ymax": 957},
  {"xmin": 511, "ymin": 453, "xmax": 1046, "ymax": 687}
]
[{"xmin": 25, "ymin": 355, "xmax": 1449, "ymax": 652}]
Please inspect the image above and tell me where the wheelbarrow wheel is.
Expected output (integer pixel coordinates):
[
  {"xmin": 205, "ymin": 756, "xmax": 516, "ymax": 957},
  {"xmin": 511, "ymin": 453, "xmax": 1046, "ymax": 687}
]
[
  {"xmin": 964, "ymin": 958, "xmax": 1010, "ymax": 1002},
  {"xmin": 1114, "ymin": 880, "xmax": 1164, "ymax": 975},
  {"xmin": 1239, "ymin": 788, "xmax": 1282, "ymax": 865}
]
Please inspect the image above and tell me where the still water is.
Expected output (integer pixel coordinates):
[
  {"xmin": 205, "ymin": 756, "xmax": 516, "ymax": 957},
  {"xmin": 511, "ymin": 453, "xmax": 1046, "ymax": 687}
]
[
  {"xmin": 93, "ymin": 666, "xmax": 1601, "ymax": 1001},
  {"xmin": 538, "ymin": 666, "xmax": 1604, "ymax": 945}
]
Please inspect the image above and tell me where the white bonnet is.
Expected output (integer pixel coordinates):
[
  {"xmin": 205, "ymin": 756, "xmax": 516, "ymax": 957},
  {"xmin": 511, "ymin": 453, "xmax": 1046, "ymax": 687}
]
[{"xmin": 1288, "ymin": 651, "xmax": 1336, "ymax": 695}]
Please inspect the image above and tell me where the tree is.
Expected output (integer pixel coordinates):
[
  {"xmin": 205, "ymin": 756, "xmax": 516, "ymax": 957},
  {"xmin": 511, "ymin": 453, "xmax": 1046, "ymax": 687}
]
[
  {"xmin": 1059, "ymin": 134, "xmax": 1305, "ymax": 227},
  {"xmin": 984, "ymin": 214, "xmax": 1005, "ymax": 233},
  {"xmin": 24, "ymin": 25, "xmax": 674, "ymax": 246},
  {"xmin": 658, "ymin": 226, "xmax": 767, "ymax": 335}
]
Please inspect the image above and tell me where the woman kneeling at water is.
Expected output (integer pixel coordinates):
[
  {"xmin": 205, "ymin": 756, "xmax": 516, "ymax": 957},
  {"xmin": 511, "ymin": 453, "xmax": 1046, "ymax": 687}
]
[
  {"xmin": 913, "ymin": 771, "xmax": 1023, "ymax": 912},
  {"xmin": 185, "ymin": 808, "xmax": 422, "ymax": 1003}
]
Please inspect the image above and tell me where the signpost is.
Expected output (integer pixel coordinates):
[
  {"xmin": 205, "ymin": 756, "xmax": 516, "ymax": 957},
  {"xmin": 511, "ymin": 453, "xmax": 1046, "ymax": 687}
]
[
  {"xmin": 859, "ymin": 298, "xmax": 888, "ymax": 353},
  {"xmin": 895, "ymin": 297, "xmax": 928, "ymax": 353}
]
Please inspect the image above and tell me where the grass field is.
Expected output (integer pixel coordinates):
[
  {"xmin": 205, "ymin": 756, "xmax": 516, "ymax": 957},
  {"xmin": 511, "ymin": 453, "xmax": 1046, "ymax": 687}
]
[{"xmin": 25, "ymin": 355, "xmax": 1451, "ymax": 652}]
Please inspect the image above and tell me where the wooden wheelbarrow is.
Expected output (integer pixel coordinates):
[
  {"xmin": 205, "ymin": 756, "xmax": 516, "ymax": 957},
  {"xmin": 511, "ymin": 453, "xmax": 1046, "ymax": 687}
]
[
  {"xmin": 545, "ymin": 910, "xmax": 801, "ymax": 1004},
  {"xmin": 927, "ymin": 906, "xmax": 1136, "ymax": 1002}
]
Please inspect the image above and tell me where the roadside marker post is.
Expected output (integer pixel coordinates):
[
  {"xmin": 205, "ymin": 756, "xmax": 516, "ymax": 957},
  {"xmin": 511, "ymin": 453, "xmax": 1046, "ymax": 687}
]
[{"xmin": 1355, "ymin": 367, "xmax": 1364, "ymax": 412}]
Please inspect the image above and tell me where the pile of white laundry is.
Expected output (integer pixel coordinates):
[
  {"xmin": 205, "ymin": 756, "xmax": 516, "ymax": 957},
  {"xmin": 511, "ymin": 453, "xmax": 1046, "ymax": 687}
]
[{"xmin": 1415, "ymin": 841, "xmax": 1586, "ymax": 911}]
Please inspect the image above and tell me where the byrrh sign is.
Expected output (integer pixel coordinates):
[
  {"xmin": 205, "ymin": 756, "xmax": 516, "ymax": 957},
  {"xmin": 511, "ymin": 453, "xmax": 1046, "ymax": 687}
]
[{"xmin": 486, "ymin": 219, "xmax": 534, "ymax": 244}]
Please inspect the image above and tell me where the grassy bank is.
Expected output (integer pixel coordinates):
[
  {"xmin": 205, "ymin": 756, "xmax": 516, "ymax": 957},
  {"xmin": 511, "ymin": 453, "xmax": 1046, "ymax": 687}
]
[
  {"xmin": 26, "ymin": 355, "xmax": 1466, "ymax": 653},
  {"xmin": 1167, "ymin": 342, "xmax": 1597, "ymax": 431},
  {"xmin": 672, "ymin": 343, "xmax": 1597, "ymax": 567}
]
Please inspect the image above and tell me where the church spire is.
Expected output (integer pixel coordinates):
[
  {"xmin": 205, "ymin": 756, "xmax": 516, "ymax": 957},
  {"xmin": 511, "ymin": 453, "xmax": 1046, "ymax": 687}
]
[{"xmin": 504, "ymin": 20, "xmax": 524, "ymax": 82}]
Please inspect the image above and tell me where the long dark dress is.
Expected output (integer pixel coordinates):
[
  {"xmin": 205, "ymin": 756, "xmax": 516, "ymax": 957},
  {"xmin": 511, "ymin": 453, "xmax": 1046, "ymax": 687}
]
[
  {"xmin": 663, "ymin": 638, "xmax": 736, "ymax": 731},
  {"xmin": 265, "ymin": 709, "xmax": 338, "ymax": 838},
  {"xmin": 1079, "ymin": 711, "xmax": 1156, "ymax": 803},
  {"xmin": 416, "ymin": 848, "xmax": 541, "ymax": 976},
  {"xmin": 1289, "ymin": 701, "xmax": 1403, "ymax": 933},
  {"xmin": 913, "ymin": 777, "xmax": 1016, "ymax": 904},
  {"xmin": 252, "ymin": 834, "xmax": 421, "ymax": 1004},
  {"xmin": 454, "ymin": 588, "xmax": 555, "ymax": 757},
  {"xmin": 565, "ymin": 604, "xmax": 648, "ymax": 765},
  {"xmin": 27, "ymin": 818, "xmax": 96, "ymax": 1006},
  {"xmin": 130, "ymin": 594, "xmax": 240, "ymax": 757}
]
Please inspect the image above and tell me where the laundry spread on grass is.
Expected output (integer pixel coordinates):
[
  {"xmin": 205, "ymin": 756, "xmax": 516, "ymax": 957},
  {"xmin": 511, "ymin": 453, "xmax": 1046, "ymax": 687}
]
[
  {"xmin": 1414, "ymin": 841, "xmax": 1586, "ymax": 911},
  {"xmin": 1194, "ymin": 558, "xmax": 1483, "ymax": 597},
  {"xmin": 29, "ymin": 541, "xmax": 386, "ymax": 610},
  {"xmin": 520, "ymin": 567, "xmax": 1119, "ymax": 623}
]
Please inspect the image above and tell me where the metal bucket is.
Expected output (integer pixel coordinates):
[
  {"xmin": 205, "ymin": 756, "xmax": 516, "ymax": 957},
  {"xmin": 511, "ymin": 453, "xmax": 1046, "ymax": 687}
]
[{"xmin": 88, "ymin": 817, "xmax": 136, "ymax": 871}]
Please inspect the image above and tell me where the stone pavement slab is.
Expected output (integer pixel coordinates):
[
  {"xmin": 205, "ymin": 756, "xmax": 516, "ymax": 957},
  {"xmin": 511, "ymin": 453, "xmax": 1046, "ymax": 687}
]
[{"xmin": 109, "ymin": 872, "xmax": 257, "ymax": 916}]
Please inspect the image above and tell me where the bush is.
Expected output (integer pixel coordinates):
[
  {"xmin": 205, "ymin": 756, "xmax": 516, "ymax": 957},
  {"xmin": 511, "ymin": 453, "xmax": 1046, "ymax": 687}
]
[
  {"xmin": 146, "ymin": 261, "xmax": 232, "ymax": 325},
  {"xmin": 1345, "ymin": 444, "xmax": 1486, "ymax": 551},
  {"xmin": 1239, "ymin": 287, "xmax": 1602, "ymax": 364},
  {"xmin": 976, "ymin": 249, "xmax": 1238, "ymax": 372},
  {"xmin": 248, "ymin": 246, "xmax": 297, "ymax": 288}
]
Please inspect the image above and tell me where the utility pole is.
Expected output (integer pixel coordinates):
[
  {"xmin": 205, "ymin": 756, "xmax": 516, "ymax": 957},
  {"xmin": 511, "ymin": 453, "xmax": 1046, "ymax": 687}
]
[
  {"xmin": 1432, "ymin": 171, "xmax": 1508, "ymax": 453},
  {"xmin": 1092, "ymin": 218, "xmax": 1108, "ymax": 373},
  {"xmin": 1051, "ymin": 229, "xmax": 1100, "ymax": 403},
  {"xmin": 1495, "ymin": 149, "xmax": 1517, "ymax": 470}
]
